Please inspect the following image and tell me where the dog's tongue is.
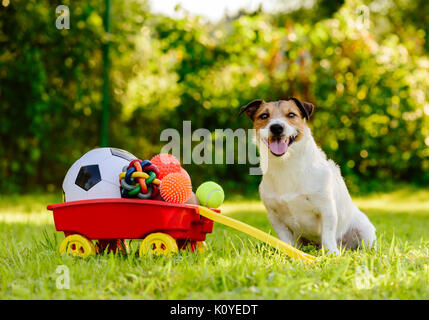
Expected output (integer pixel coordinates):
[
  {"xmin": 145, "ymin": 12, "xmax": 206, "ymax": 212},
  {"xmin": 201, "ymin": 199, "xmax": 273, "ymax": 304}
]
[{"xmin": 269, "ymin": 138, "xmax": 288, "ymax": 156}]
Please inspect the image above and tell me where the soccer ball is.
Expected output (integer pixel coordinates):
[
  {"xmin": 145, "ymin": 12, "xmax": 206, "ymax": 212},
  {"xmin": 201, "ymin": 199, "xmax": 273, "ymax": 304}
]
[{"xmin": 62, "ymin": 148, "xmax": 137, "ymax": 202}]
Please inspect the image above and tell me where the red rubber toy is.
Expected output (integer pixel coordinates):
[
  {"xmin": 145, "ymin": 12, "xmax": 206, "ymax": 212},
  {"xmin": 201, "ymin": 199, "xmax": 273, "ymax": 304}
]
[
  {"xmin": 160, "ymin": 172, "xmax": 193, "ymax": 204},
  {"xmin": 150, "ymin": 153, "xmax": 182, "ymax": 180}
]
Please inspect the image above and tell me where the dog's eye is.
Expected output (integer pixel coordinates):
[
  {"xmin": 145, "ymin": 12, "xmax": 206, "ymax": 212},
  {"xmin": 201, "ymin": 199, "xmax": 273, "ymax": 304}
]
[
  {"xmin": 287, "ymin": 112, "xmax": 296, "ymax": 118},
  {"xmin": 259, "ymin": 113, "xmax": 269, "ymax": 120}
]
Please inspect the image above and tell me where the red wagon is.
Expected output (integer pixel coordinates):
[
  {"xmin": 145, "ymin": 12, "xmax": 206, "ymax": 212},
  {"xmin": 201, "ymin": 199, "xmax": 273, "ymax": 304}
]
[{"xmin": 47, "ymin": 199, "xmax": 215, "ymax": 257}]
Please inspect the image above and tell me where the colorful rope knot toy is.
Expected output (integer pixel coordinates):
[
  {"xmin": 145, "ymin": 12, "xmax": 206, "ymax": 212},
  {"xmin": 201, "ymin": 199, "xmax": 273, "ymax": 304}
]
[{"xmin": 119, "ymin": 159, "xmax": 161, "ymax": 199}]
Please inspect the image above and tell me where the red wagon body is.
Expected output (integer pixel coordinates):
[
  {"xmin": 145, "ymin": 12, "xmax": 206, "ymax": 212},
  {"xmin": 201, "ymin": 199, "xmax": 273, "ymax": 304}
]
[{"xmin": 47, "ymin": 199, "xmax": 215, "ymax": 255}]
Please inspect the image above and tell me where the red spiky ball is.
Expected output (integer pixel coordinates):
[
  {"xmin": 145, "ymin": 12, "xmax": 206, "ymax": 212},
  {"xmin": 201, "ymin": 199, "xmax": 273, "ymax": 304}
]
[
  {"xmin": 150, "ymin": 153, "xmax": 182, "ymax": 180},
  {"xmin": 160, "ymin": 172, "xmax": 192, "ymax": 204}
]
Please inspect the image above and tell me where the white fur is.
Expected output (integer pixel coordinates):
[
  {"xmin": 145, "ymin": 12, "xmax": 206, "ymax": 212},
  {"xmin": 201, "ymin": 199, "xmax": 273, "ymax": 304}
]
[{"xmin": 257, "ymin": 124, "xmax": 376, "ymax": 255}]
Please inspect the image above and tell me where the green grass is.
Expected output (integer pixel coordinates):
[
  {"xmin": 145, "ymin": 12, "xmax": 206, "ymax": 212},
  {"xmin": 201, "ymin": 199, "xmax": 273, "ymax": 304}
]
[{"xmin": 0, "ymin": 187, "xmax": 428, "ymax": 299}]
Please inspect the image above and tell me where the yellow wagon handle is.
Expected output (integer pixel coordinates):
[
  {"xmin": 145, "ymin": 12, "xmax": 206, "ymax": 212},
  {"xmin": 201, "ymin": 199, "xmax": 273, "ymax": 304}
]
[{"xmin": 197, "ymin": 206, "xmax": 316, "ymax": 264}]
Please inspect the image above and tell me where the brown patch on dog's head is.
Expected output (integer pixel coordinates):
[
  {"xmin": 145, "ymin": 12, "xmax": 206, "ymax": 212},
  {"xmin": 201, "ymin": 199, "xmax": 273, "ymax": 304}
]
[
  {"xmin": 240, "ymin": 98, "xmax": 314, "ymax": 131},
  {"xmin": 240, "ymin": 98, "xmax": 314, "ymax": 122},
  {"xmin": 251, "ymin": 101, "xmax": 278, "ymax": 130},
  {"xmin": 280, "ymin": 100, "xmax": 307, "ymax": 142},
  {"xmin": 240, "ymin": 97, "xmax": 315, "ymax": 156}
]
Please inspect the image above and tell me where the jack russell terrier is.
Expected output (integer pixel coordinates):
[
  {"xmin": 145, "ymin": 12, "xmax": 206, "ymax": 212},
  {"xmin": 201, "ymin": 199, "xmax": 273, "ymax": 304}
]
[{"xmin": 240, "ymin": 98, "xmax": 376, "ymax": 255}]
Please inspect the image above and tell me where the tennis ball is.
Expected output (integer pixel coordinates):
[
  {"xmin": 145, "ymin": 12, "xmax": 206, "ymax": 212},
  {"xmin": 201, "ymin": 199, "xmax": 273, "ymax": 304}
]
[{"xmin": 196, "ymin": 181, "xmax": 225, "ymax": 208}]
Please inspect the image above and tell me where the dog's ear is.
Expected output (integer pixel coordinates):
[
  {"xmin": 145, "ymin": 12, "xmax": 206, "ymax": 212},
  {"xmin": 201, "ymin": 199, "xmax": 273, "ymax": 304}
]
[
  {"xmin": 288, "ymin": 97, "xmax": 314, "ymax": 120},
  {"xmin": 239, "ymin": 99, "xmax": 265, "ymax": 120},
  {"xmin": 301, "ymin": 100, "xmax": 314, "ymax": 119}
]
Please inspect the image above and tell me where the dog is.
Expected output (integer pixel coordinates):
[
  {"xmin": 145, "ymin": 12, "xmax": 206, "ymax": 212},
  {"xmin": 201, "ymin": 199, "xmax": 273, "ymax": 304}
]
[{"xmin": 240, "ymin": 98, "xmax": 376, "ymax": 254}]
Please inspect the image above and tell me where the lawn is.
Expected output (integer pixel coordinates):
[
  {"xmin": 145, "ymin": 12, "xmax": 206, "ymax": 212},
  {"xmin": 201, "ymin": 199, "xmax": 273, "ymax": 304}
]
[{"xmin": 0, "ymin": 187, "xmax": 428, "ymax": 299}]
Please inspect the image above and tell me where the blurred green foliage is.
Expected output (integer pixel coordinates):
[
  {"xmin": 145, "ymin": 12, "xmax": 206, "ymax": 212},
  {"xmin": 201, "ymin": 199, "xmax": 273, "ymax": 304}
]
[{"xmin": 0, "ymin": 0, "xmax": 428, "ymax": 195}]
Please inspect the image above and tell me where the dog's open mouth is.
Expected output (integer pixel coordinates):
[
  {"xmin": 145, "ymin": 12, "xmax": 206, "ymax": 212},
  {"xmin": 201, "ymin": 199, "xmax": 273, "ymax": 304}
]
[{"xmin": 262, "ymin": 135, "xmax": 297, "ymax": 156}]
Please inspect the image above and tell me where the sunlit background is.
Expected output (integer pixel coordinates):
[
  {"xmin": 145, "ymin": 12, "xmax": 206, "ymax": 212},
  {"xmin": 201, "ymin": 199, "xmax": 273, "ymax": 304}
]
[
  {"xmin": 0, "ymin": 0, "xmax": 428, "ymax": 195},
  {"xmin": 150, "ymin": 0, "xmax": 278, "ymax": 21}
]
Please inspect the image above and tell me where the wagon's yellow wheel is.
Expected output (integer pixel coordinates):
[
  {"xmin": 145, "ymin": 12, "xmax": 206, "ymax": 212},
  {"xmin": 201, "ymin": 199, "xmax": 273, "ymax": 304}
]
[
  {"xmin": 59, "ymin": 234, "xmax": 96, "ymax": 258},
  {"xmin": 139, "ymin": 233, "xmax": 178, "ymax": 257}
]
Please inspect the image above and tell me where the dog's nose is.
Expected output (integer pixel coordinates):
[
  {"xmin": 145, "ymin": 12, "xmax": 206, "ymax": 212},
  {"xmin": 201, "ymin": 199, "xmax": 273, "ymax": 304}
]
[{"xmin": 269, "ymin": 124, "xmax": 284, "ymax": 135}]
